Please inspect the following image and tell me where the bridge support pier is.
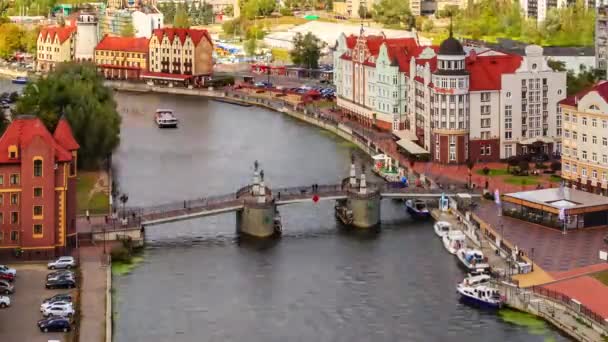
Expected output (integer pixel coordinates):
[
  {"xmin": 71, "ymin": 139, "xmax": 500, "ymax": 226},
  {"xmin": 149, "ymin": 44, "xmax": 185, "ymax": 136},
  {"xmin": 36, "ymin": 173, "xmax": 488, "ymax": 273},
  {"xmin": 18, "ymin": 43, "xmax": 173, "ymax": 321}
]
[
  {"xmin": 348, "ymin": 193, "xmax": 381, "ymax": 228},
  {"xmin": 236, "ymin": 202, "xmax": 279, "ymax": 238}
]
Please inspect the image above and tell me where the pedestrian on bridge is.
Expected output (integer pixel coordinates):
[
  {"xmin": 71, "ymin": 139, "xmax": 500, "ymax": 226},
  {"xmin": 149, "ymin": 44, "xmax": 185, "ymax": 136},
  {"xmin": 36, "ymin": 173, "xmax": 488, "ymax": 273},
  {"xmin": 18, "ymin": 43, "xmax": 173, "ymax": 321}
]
[{"xmin": 277, "ymin": 192, "xmax": 281, "ymax": 200}]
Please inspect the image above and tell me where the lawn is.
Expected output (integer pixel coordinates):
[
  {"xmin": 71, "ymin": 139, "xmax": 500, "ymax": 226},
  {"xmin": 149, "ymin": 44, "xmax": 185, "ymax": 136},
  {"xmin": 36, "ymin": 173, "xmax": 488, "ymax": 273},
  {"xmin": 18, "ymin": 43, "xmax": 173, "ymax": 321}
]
[
  {"xmin": 77, "ymin": 171, "xmax": 110, "ymax": 215},
  {"xmin": 475, "ymin": 168, "xmax": 510, "ymax": 176},
  {"xmin": 549, "ymin": 175, "xmax": 562, "ymax": 183},
  {"xmin": 503, "ymin": 176, "xmax": 540, "ymax": 186},
  {"xmin": 592, "ymin": 270, "xmax": 608, "ymax": 286}
]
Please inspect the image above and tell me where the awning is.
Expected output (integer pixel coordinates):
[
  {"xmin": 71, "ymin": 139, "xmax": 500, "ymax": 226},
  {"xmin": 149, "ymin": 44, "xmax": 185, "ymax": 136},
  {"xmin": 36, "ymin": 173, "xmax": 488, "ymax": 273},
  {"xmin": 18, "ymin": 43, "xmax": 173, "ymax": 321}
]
[
  {"xmin": 396, "ymin": 139, "xmax": 428, "ymax": 155},
  {"xmin": 519, "ymin": 136, "xmax": 556, "ymax": 145},
  {"xmin": 141, "ymin": 72, "xmax": 192, "ymax": 81},
  {"xmin": 393, "ymin": 130, "xmax": 418, "ymax": 141},
  {"xmin": 372, "ymin": 154, "xmax": 387, "ymax": 160}
]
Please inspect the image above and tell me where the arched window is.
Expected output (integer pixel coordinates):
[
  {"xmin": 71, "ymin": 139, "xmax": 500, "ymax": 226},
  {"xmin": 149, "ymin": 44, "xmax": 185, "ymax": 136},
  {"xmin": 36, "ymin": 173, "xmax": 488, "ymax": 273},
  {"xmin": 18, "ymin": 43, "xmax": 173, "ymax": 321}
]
[{"xmin": 34, "ymin": 159, "xmax": 42, "ymax": 177}]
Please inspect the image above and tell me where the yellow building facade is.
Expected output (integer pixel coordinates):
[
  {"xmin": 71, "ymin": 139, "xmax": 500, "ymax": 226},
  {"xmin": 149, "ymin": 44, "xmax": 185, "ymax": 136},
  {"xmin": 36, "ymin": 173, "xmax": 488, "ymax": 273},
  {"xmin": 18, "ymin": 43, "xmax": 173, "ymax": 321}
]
[
  {"xmin": 36, "ymin": 26, "xmax": 77, "ymax": 73},
  {"xmin": 94, "ymin": 35, "xmax": 149, "ymax": 80}
]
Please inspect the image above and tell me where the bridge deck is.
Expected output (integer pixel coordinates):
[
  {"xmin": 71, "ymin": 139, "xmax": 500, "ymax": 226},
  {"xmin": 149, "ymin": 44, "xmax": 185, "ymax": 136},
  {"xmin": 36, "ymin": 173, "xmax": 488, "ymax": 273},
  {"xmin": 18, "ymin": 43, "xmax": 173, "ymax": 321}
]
[{"xmin": 91, "ymin": 184, "xmax": 476, "ymax": 232}]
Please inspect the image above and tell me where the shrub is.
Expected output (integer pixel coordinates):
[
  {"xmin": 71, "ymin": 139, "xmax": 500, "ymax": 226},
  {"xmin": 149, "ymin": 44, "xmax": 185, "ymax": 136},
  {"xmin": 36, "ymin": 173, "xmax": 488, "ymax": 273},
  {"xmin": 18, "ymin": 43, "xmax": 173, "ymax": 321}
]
[
  {"xmin": 518, "ymin": 159, "xmax": 530, "ymax": 172},
  {"xmin": 110, "ymin": 246, "xmax": 131, "ymax": 263},
  {"xmin": 550, "ymin": 161, "xmax": 561, "ymax": 172},
  {"xmin": 483, "ymin": 192, "xmax": 495, "ymax": 201},
  {"xmin": 482, "ymin": 166, "xmax": 490, "ymax": 175},
  {"xmin": 507, "ymin": 156, "xmax": 520, "ymax": 168},
  {"xmin": 536, "ymin": 162, "xmax": 548, "ymax": 169},
  {"xmin": 279, "ymin": 7, "xmax": 293, "ymax": 16}
]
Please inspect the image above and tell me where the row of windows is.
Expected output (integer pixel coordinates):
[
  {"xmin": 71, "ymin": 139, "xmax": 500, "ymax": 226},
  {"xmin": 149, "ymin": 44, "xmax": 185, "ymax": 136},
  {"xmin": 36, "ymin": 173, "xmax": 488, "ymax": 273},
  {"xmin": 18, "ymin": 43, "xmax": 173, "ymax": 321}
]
[
  {"xmin": 0, "ymin": 174, "xmax": 20, "ymax": 186},
  {"xmin": 563, "ymin": 130, "xmax": 608, "ymax": 146},
  {"xmin": 564, "ymin": 113, "xmax": 608, "ymax": 128},
  {"xmin": 563, "ymin": 147, "xmax": 608, "ymax": 164},
  {"xmin": 0, "ymin": 225, "xmax": 43, "ymax": 242},
  {"xmin": 97, "ymin": 51, "xmax": 144, "ymax": 58},
  {"xmin": 563, "ymin": 163, "xmax": 608, "ymax": 181}
]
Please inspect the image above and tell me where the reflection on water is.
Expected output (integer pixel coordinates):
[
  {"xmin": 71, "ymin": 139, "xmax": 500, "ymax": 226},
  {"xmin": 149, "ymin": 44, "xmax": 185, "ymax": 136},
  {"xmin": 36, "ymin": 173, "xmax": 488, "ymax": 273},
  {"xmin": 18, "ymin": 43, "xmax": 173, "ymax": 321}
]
[{"xmin": 107, "ymin": 92, "xmax": 568, "ymax": 342}]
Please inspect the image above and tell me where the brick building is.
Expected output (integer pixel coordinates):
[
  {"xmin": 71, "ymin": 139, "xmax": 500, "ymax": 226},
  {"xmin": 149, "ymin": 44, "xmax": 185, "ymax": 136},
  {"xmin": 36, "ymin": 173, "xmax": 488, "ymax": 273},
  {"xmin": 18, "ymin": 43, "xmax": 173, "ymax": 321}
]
[
  {"xmin": 333, "ymin": 30, "xmax": 566, "ymax": 164},
  {"xmin": 94, "ymin": 35, "xmax": 149, "ymax": 80},
  {"xmin": 143, "ymin": 28, "xmax": 213, "ymax": 86},
  {"xmin": 0, "ymin": 116, "xmax": 79, "ymax": 259}
]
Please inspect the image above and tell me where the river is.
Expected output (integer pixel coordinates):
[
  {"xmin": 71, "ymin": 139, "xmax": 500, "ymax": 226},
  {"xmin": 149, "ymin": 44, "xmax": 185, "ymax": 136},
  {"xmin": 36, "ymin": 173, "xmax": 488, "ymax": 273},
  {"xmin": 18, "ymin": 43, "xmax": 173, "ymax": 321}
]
[{"xmin": 0, "ymin": 78, "xmax": 569, "ymax": 341}]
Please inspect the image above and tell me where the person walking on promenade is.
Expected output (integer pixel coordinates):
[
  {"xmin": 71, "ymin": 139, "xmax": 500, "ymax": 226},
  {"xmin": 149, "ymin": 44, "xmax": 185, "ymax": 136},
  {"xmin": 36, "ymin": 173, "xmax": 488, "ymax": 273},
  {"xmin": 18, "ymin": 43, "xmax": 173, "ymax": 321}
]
[{"xmin": 86, "ymin": 209, "xmax": 90, "ymax": 223}]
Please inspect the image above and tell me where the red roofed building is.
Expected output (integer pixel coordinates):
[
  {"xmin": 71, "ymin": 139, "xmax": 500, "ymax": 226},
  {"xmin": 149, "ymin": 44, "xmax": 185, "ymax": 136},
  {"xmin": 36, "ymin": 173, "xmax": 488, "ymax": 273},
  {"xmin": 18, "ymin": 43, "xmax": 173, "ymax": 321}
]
[
  {"xmin": 36, "ymin": 25, "xmax": 77, "ymax": 73},
  {"xmin": 94, "ymin": 35, "xmax": 150, "ymax": 80},
  {"xmin": 0, "ymin": 116, "xmax": 79, "ymax": 259},
  {"xmin": 145, "ymin": 28, "xmax": 213, "ymax": 86},
  {"xmin": 334, "ymin": 29, "xmax": 566, "ymax": 164}
]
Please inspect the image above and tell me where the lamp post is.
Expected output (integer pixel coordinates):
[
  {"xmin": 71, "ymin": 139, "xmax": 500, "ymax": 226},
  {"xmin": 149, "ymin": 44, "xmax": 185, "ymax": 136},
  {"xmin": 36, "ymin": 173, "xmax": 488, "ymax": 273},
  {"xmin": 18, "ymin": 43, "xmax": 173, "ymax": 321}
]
[
  {"xmin": 119, "ymin": 193, "xmax": 129, "ymax": 220},
  {"xmin": 530, "ymin": 247, "xmax": 535, "ymax": 272}
]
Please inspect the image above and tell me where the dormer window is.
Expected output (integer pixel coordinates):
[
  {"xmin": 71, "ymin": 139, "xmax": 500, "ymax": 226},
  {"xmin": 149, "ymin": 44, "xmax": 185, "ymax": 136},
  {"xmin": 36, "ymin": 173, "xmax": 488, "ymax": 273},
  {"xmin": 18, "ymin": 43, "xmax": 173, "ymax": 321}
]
[
  {"xmin": 8, "ymin": 145, "xmax": 17, "ymax": 159},
  {"xmin": 589, "ymin": 104, "xmax": 600, "ymax": 111}
]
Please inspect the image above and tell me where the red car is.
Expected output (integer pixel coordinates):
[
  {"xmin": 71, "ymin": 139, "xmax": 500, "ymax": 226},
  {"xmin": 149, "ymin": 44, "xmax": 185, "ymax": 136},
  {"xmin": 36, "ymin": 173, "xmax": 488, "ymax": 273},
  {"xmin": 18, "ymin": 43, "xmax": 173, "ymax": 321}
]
[{"xmin": 0, "ymin": 271, "xmax": 14, "ymax": 282}]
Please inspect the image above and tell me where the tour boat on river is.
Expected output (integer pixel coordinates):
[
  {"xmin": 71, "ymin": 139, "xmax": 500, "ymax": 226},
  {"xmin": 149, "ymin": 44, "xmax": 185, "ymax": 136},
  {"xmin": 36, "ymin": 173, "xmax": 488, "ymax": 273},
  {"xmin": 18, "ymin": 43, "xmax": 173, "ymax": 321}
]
[
  {"xmin": 457, "ymin": 284, "xmax": 504, "ymax": 309},
  {"xmin": 434, "ymin": 221, "xmax": 451, "ymax": 238},
  {"xmin": 405, "ymin": 199, "xmax": 430, "ymax": 219},
  {"xmin": 11, "ymin": 76, "xmax": 28, "ymax": 84},
  {"xmin": 457, "ymin": 249, "xmax": 491, "ymax": 273},
  {"xmin": 155, "ymin": 109, "xmax": 178, "ymax": 128}
]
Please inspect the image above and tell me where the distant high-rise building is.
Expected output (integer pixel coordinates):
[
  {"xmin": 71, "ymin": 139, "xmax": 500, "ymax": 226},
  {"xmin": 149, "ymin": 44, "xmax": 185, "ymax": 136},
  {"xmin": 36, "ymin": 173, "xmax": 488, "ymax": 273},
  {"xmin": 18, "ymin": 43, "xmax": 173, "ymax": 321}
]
[{"xmin": 597, "ymin": 6, "xmax": 608, "ymax": 72}]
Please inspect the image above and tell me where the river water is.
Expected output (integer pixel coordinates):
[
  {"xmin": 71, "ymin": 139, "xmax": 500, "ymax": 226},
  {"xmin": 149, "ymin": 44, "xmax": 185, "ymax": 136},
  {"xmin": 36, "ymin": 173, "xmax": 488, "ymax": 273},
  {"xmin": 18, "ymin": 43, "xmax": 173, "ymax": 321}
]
[{"xmin": 0, "ymin": 79, "xmax": 568, "ymax": 341}]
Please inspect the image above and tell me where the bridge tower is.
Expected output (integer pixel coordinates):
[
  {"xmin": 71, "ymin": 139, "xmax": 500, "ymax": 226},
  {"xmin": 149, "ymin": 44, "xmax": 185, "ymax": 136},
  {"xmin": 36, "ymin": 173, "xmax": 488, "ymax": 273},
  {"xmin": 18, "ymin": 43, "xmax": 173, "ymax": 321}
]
[
  {"xmin": 337, "ymin": 161, "xmax": 381, "ymax": 228},
  {"xmin": 236, "ymin": 165, "xmax": 281, "ymax": 238}
]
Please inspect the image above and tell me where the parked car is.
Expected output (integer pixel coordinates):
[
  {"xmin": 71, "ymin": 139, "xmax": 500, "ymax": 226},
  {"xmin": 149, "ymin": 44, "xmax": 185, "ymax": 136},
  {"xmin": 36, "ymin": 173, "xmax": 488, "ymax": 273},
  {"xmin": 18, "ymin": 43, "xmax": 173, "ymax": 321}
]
[
  {"xmin": 38, "ymin": 317, "xmax": 71, "ymax": 333},
  {"xmin": 0, "ymin": 279, "xmax": 14, "ymax": 294},
  {"xmin": 47, "ymin": 270, "xmax": 74, "ymax": 279},
  {"xmin": 43, "ymin": 293, "xmax": 73, "ymax": 304},
  {"xmin": 41, "ymin": 301, "xmax": 72, "ymax": 312},
  {"xmin": 47, "ymin": 256, "xmax": 76, "ymax": 270},
  {"xmin": 47, "ymin": 272, "xmax": 75, "ymax": 282},
  {"xmin": 0, "ymin": 271, "xmax": 15, "ymax": 282},
  {"xmin": 42, "ymin": 303, "xmax": 75, "ymax": 317},
  {"xmin": 0, "ymin": 295, "xmax": 10, "ymax": 308},
  {"xmin": 45, "ymin": 278, "xmax": 76, "ymax": 289},
  {"xmin": 0, "ymin": 265, "xmax": 16, "ymax": 277}
]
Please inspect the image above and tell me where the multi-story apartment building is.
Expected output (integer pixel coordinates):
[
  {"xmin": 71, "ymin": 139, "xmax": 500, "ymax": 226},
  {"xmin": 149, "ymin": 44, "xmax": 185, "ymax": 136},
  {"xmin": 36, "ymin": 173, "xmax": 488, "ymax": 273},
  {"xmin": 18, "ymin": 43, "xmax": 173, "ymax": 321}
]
[
  {"xmin": 560, "ymin": 81, "xmax": 608, "ymax": 195},
  {"xmin": 523, "ymin": 0, "xmax": 596, "ymax": 22},
  {"xmin": 333, "ymin": 30, "xmax": 566, "ymax": 164},
  {"xmin": 333, "ymin": 0, "xmax": 376, "ymax": 18},
  {"xmin": 0, "ymin": 116, "xmax": 79, "ymax": 259},
  {"xmin": 94, "ymin": 35, "xmax": 149, "ymax": 79},
  {"xmin": 36, "ymin": 25, "xmax": 77, "ymax": 73},
  {"xmin": 409, "ymin": 0, "xmax": 467, "ymax": 16},
  {"xmin": 144, "ymin": 28, "xmax": 213, "ymax": 84},
  {"xmin": 597, "ymin": 5, "xmax": 608, "ymax": 73}
]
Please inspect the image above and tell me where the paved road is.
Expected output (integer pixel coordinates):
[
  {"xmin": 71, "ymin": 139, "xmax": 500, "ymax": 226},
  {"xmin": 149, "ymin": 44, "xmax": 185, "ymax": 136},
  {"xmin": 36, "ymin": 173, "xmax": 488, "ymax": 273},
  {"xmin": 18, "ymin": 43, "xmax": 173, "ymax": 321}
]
[{"xmin": 78, "ymin": 246, "xmax": 108, "ymax": 342}]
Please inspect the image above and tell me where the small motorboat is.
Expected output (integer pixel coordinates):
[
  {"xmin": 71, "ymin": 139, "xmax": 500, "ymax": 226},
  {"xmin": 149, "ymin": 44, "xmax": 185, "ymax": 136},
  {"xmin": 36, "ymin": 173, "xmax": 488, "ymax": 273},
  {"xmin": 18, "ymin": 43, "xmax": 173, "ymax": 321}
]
[
  {"xmin": 457, "ymin": 248, "xmax": 490, "ymax": 272},
  {"xmin": 459, "ymin": 274, "xmax": 492, "ymax": 288},
  {"xmin": 335, "ymin": 201, "xmax": 353, "ymax": 225},
  {"xmin": 457, "ymin": 284, "xmax": 504, "ymax": 309},
  {"xmin": 155, "ymin": 109, "xmax": 178, "ymax": 128},
  {"xmin": 405, "ymin": 199, "xmax": 430, "ymax": 219},
  {"xmin": 433, "ymin": 221, "xmax": 451, "ymax": 238},
  {"xmin": 11, "ymin": 76, "xmax": 28, "ymax": 84},
  {"xmin": 442, "ymin": 230, "xmax": 466, "ymax": 255}
]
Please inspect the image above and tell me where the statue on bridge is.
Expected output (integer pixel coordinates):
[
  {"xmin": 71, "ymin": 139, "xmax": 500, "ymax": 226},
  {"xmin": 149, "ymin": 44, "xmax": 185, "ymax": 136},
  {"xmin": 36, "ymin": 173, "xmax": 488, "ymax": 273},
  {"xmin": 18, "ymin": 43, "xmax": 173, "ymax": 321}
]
[
  {"xmin": 260, "ymin": 169, "xmax": 265, "ymax": 182},
  {"xmin": 254, "ymin": 160, "xmax": 259, "ymax": 172}
]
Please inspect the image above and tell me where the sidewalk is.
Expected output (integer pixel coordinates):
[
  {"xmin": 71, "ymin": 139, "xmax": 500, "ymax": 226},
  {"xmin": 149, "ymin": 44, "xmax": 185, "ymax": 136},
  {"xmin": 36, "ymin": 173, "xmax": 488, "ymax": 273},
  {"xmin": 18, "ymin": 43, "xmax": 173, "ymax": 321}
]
[{"xmin": 79, "ymin": 246, "xmax": 109, "ymax": 342}]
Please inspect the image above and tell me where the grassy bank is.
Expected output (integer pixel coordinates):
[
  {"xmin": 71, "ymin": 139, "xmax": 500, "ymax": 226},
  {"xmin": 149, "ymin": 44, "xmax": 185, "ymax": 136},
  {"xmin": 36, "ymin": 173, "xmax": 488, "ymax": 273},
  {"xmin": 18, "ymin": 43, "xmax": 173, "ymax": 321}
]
[{"xmin": 77, "ymin": 171, "xmax": 110, "ymax": 215}]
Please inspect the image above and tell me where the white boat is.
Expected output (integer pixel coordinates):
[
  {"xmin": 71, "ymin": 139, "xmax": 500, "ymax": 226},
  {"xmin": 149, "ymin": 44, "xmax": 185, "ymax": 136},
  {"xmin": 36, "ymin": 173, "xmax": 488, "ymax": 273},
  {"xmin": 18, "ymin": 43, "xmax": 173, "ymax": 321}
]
[
  {"xmin": 405, "ymin": 199, "xmax": 431, "ymax": 219},
  {"xmin": 459, "ymin": 274, "xmax": 492, "ymax": 288},
  {"xmin": 457, "ymin": 248, "xmax": 491, "ymax": 272},
  {"xmin": 442, "ymin": 230, "xmax": 466, "ymax": 254},
  {"xmin": 433, "ymin": 221, "xmax": 451, "ymax": 238},
  {"xmin": 457, "ymin": 284, "xmax": 504, "ymax": 309},
  {"xmin": 155, "ymin": 109, "xmax": 178, "ymax": 128}
]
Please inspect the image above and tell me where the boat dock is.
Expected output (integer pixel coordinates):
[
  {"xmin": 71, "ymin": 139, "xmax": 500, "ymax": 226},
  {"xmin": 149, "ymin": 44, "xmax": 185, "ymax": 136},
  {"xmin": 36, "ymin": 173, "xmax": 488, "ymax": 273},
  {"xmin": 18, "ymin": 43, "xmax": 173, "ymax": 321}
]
[{"xmin": 430, "ymin": 207, "xmax": 607, "ymax": 342}]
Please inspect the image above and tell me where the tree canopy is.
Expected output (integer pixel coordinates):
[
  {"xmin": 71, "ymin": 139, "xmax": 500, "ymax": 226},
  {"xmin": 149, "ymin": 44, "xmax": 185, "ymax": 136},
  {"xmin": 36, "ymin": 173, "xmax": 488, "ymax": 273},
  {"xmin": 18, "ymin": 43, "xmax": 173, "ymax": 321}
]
[
  {"xmin": 290, "ymin": 32, "xmax": 325, "ymax": 69},
  {"xmin": 241, "ymin": 0, "xmax": 276, "ymax": 19},
  {"xmin": 14, "ymin": 62, "xmax": 121, "ymax": 169},
  {"xmin": 173, "ymin": 3, "xmax": 190, "ymax": 28},
  {"xmin": 454, "ymin": 0, "xmax": 594, "ymax": 46},
  {"xmin": 0, "ymin": 23, "xmax": 38, "ymax": 58},
  {"xmin": 548, "ymin": 60, "xmax": 605, "ymax": 96},
  {"xmin": 372, "ymin": 0, "xmax": 411, "ymax": 27},
  {"xmin": 120, "ymin": 21, "xmax": 135, "ymax": 37}
]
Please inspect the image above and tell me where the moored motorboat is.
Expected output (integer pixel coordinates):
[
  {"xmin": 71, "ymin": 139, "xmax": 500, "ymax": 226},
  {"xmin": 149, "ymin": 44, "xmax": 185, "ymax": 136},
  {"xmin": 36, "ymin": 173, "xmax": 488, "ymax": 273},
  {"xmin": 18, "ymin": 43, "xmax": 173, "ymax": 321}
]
[
  {"xmin": 11, "ymin": 76, "xmax": 28, "ymax": 84},
  {"xmin": 433, "ymin": 221, "xmax": 451, "ymax": 238},
  {"xmin": 405, "ymin": 199, "xmax": 430, "ymax": 219},
  {"xmin": 442, "ymin": 230, "xmax": 466, "ymax": 254},
  {"xmin": 457, "ymin": 284, "xmax": 504, "ymax": 309},
  {"xmin": 457, "ymin": 248, "xmax": 491, "ymax": 272},
  {"xmin": 155, "ymin": 109, "xmax": 178, "ymax": 128},
  {"xmin": 459, "ymin": 274, "xmax": 491, "ymax": 288}
]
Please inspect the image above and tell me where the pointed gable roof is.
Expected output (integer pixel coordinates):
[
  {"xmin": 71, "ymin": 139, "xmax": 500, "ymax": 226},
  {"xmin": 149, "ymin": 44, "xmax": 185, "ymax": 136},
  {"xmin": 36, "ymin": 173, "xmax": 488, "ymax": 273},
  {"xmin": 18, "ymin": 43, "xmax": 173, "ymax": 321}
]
[
  {"xmin": 466, "ymin": 54, "xmax": 522, "ymax": 91},
  {"xmin": 53, "ymin": 117, "xmax": 80, "ymax": 151},
  {"xmin": 152, "ymin": 28, "xmax": 212, "ymax": 47},
  {"xmin": 39, "ymin": 25, "xmax": 76, "ymax": 44},
  {"xmin": 560, "ymin": 81, "xmax": 608, "ymax": 107},
  {"xmin": 0, "ymin": 116, "xmax": 73, "ymax": 164}
]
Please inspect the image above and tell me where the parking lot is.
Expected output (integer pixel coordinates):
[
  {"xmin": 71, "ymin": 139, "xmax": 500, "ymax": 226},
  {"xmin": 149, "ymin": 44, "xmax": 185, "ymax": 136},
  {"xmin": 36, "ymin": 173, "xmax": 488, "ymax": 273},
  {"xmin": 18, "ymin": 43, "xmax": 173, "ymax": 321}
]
[{"xmin": 0, "ymin": 263, "xmax": 76, "ymax": 342}]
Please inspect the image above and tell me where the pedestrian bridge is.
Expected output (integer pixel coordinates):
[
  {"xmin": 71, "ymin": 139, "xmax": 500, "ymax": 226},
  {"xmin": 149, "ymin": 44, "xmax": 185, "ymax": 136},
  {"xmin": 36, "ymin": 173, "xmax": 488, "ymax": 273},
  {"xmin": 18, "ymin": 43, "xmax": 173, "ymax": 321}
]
[{"xmin": 92, "ymin": 183, "xmax": 477, "ymax": 233}]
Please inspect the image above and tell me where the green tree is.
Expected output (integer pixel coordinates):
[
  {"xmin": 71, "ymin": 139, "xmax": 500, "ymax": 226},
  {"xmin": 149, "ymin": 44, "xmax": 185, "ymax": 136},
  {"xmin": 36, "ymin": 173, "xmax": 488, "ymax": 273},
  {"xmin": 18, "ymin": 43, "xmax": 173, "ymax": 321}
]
[
  {"xmin": 372, "ymin": 0, "xmax": 411, "ymax": 26},
  {"xmin": 0, "ymin": 23, "xmax": 24, "ymax": 59},
  {"xmin": 357, "ymin": 5, "xmax": 370, "ymax": 19},
  {"xmin": 14, "ymin": 62, "xmax": 121, "ymax": 169},
  {"xmin": 160, "ymin": 1, "xmax": 177, "ymax": 24},
  {"xmin": 120, "ymin": 21, "xmax": 135, "ymax": 37},
  {"xmin": 173, "ymin": 3, "xmax": 190, "ymax": 28},
  {"xmin": 244, "ymin": 38, "xmax": 257, "ymax": 55},
  {"xmin": 289, "ymin": 32, "xmax": 325, "ymax": 70},
  {"xmin": 241, "ymin": 0, "xmax": 275, "ymax": 19},
  {"xmin": 199, "ymin": 1, "xmax": 214, "ymax": 25}
]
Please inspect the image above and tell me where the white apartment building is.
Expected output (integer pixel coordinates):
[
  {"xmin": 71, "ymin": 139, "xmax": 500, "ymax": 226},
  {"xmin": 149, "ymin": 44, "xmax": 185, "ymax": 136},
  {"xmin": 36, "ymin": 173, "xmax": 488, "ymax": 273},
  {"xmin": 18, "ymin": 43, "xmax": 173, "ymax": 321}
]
[
  {"xmin": 333, "ymin": 30, "xmax": 566, "ymax": 164},
  {"xmin": 560, "ymin": 81, "xmax": 608, "ymax": 194}
]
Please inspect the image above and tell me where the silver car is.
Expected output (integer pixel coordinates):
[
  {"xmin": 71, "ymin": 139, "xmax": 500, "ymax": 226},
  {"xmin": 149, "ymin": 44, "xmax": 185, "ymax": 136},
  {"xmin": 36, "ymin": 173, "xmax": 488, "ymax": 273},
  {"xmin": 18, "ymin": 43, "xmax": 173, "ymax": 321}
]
[{"xmin": 0, "ymin": 279, "xmax": 14, "ymax": 294}]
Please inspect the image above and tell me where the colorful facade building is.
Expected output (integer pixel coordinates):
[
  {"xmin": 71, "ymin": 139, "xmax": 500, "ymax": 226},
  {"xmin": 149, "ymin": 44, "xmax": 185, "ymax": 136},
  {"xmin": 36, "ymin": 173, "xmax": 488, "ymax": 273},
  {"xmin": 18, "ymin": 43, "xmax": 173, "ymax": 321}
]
[
  {"xmin": 333, "ymin": 30, "xmax": 566, "ymax": 164},
  {"xmin": 36, "ymin": 25, "xmax": 77, "ymax": 73},
  {"xmin": 559, "ymin": 81, "xmax": 608, "ymax": 195},
  {"xmin": 94, "ymin": 35, "xmax": 149, "ymax": 80},
  {"xmin": 143, "ymin": 28, "xmax": 213, "ymax": 85},
  {"xmin": 0, "ymin": 116, "xmax": 79, "ymax": 259}
]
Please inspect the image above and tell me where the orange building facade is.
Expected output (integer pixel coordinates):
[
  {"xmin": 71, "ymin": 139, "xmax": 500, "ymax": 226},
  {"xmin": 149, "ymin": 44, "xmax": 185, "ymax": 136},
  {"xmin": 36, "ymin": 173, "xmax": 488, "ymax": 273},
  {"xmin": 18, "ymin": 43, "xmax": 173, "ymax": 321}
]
[
  {"xmin": 0, "ymin": 116, "xmax": 79, "ymax": 259},
  {"xmin": 94, "ymin": 35, "xmax": 150, "ymax": 80}
]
